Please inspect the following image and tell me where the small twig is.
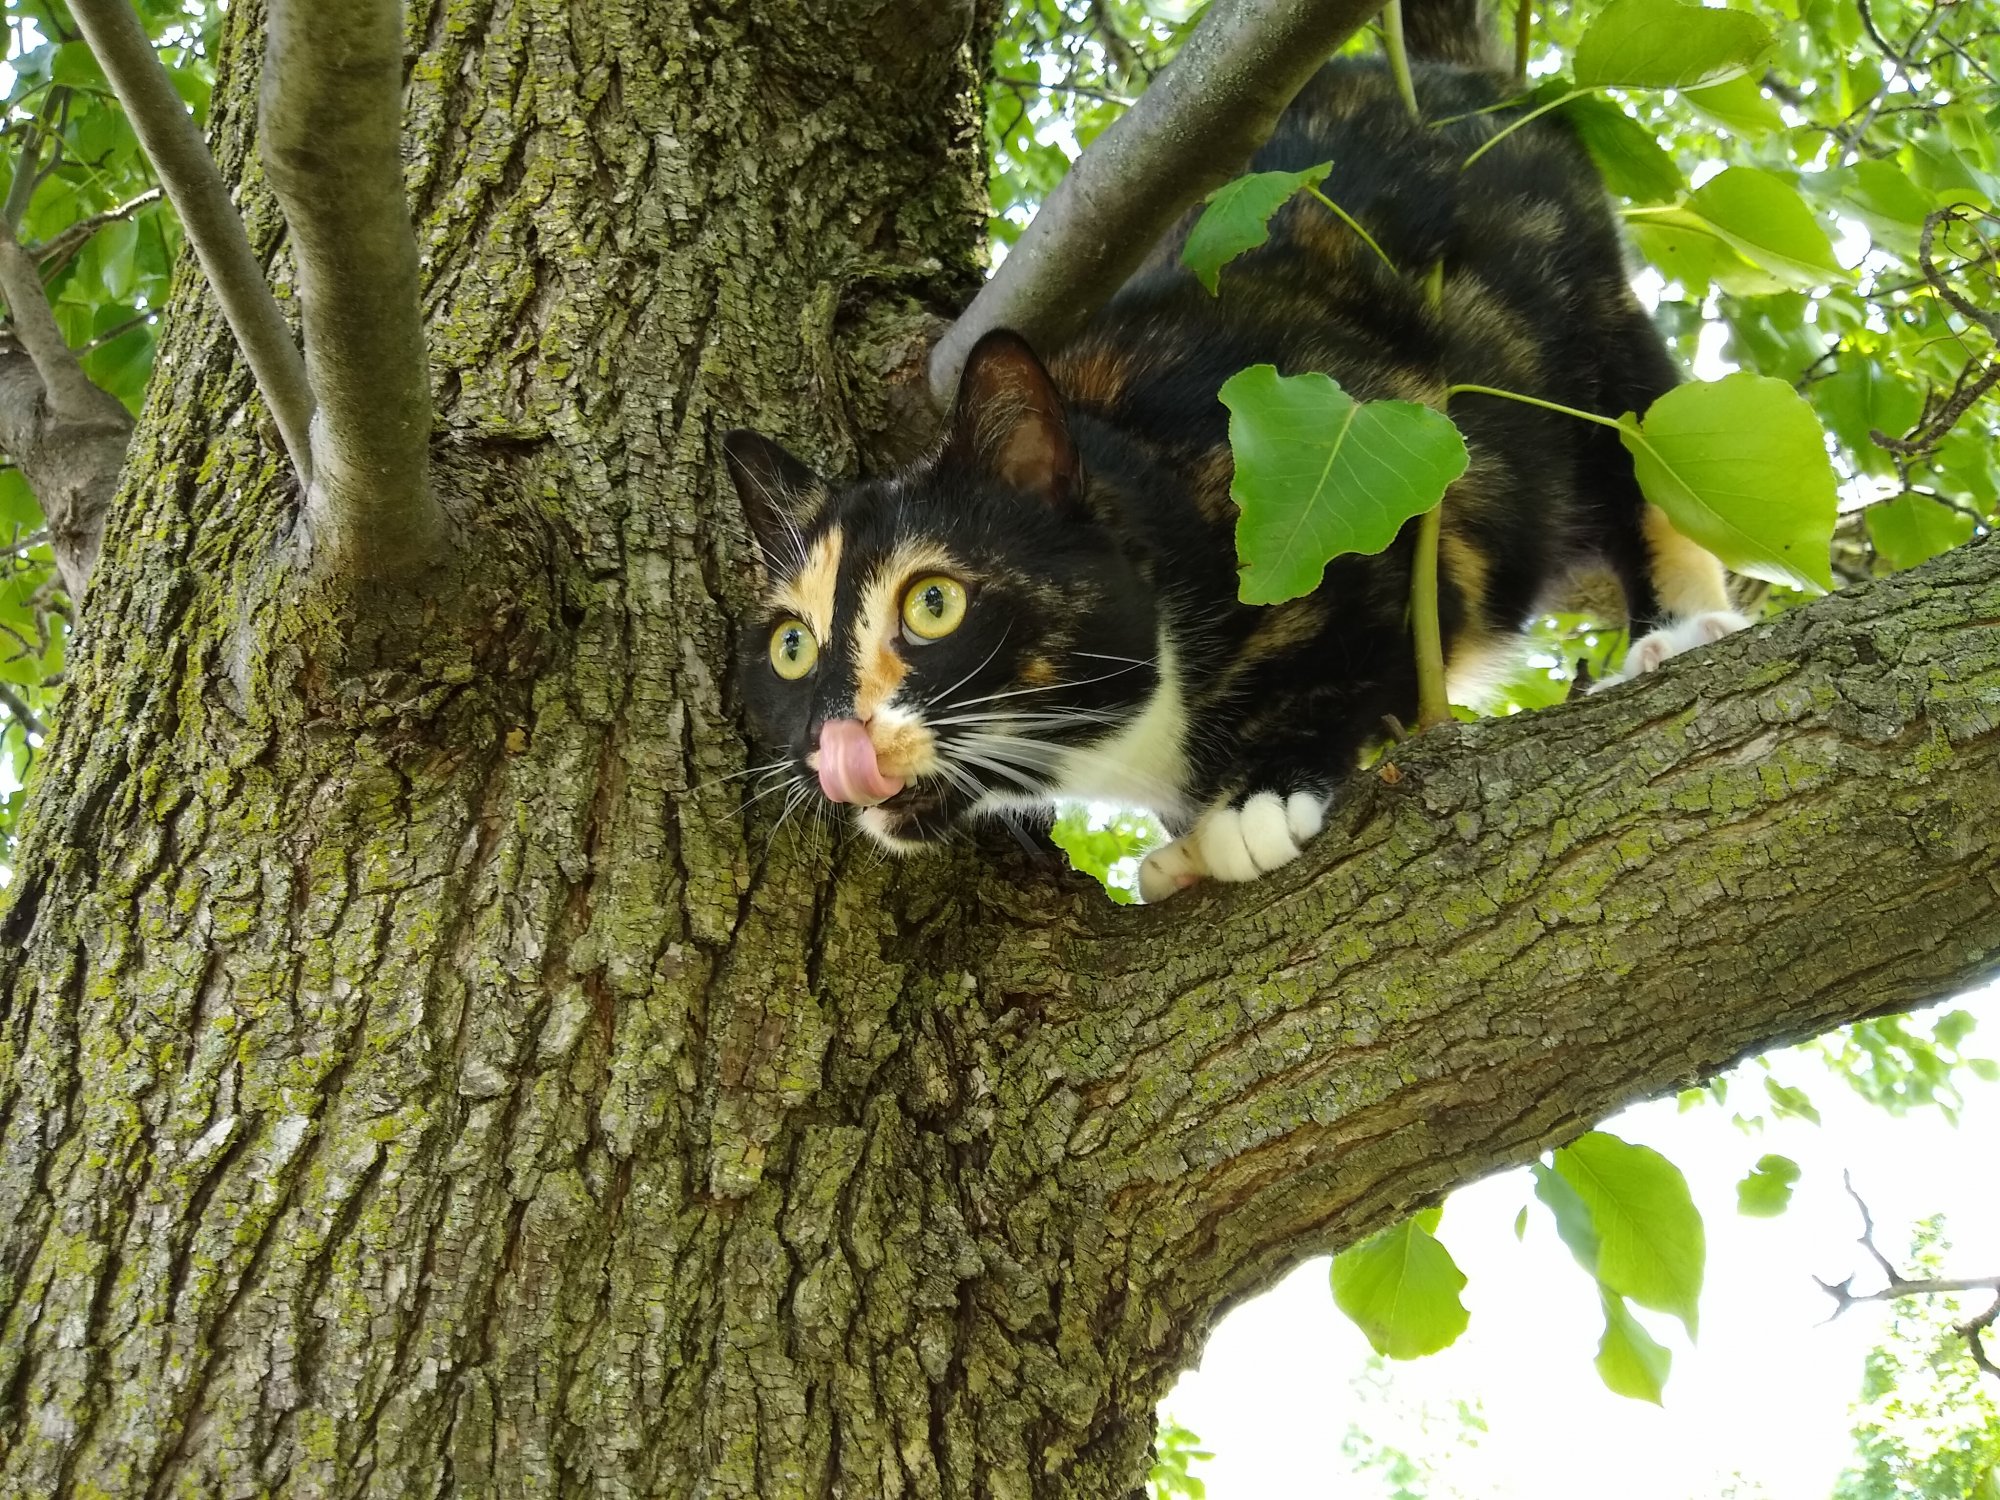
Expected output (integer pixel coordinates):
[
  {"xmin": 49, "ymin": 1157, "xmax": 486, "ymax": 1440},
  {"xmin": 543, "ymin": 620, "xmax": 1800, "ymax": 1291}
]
[
  {"xmin": 79, "ymin": 309, "xmax": 158, "ymax": 355},
  {"xmin": 1962, "ymin": 1297, "xmax": 2000, "ymax": 1382},
  {"xmin": 29, "ymin": 186, "xmax": 164, "ymax": 270},
  {"xmin": 1920, "ymin": 206, "xmax": 2000, "ymax": 340},
  {"xmin": 0, "ymin": 680, "xmax": 46, "ymax": 739},
  {"xmin": 259, "ymin": 0, "xmax": 442, "ymax": 580},
  {"xmin": 1087, "ymin": 0, "xmax": 1152, "ymax": 84},
  {"xmin": 1819, "ymin": 1174, "xmax": 2000, "ymax": 1382},
  {"xmin": 931, "ymin": 0, "xmax": 1382, "ymax": 405},
  {"xmin": 992, "ymin": 74, "xmax": 1136, "ymax": 108},
  {"xmin": 68, "ymin": 0, "xmax": 317, "ymax": 488}
]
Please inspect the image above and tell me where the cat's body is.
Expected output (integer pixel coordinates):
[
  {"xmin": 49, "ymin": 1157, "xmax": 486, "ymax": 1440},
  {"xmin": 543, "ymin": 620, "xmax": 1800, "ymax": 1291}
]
[{"xmin": 724, "ymin": 2, "xmax": 1744, "ymax": 899}]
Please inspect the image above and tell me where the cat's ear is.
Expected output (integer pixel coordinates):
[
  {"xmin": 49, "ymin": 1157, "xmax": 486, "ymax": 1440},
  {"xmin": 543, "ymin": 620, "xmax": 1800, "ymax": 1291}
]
[
  {"xmin": 941, "ymin": 330, "xmax": 1079, "ymax": 506},
  {"xmin": 723, "ymin": 429, "xmax": 824, "ymax": 567}
]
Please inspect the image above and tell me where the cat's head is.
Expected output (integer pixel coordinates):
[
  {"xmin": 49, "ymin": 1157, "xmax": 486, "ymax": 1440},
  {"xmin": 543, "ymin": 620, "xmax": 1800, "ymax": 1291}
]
[{"xmin": 725, "ymin": 331, "xmax": 1159, "ymax": 851}]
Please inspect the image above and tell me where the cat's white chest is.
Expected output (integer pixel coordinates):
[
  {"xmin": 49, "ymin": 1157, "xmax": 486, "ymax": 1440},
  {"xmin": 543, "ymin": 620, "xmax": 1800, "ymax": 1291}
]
[{"xmin": 1050, "ymin": 636, "xmax": 1192, "ymax": 821}]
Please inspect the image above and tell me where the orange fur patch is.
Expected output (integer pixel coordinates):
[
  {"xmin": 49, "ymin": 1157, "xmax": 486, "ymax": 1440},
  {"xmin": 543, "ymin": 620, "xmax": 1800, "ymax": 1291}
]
[
  {"xmin": 851, "ymin": 540, "xmax": 962, "ymax": 721},
  {"xmin": 1642, "ymin": 504, "xmax": 1733, "ymax": 617},
  {"xmin": 771, "ymin": 527, "xmax": 843, "ymax": 642}
]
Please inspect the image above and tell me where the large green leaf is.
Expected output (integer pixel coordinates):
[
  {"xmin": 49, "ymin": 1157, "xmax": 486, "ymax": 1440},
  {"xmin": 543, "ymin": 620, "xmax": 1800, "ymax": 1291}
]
[
  {"xmin": 1221, "ymin": 365, "xmax": 1469, "ymax": 605},
  {"xmin": 1619, "ymin": 373, "xmax": 1839, "ymax": 594},
  {"xmin": 1867, "ymin": 494, "xmax": 1976, "ymax": 573},
  {"xmin": 1181, "ymin": 163, "xmax": 1331, "ymax": 295},
  {"xmin": 1330, "ymin": 1208, "xmax": 1471, "ymax": 1360},
  {"xmin": 1684, "ymin": 167, "xmax": 1848, "ymax": 287},
  {"xmin": 1595, "ymin": 1290, "xmax": 1673, "ymax": 1404},
  {"xmin": 1573, "ymin": 0, "xmax": 1774, "ymax": 90},
  {"xmin": 1554, "ymin": 1131, "xmax": 1706, "ymax": 1339}
]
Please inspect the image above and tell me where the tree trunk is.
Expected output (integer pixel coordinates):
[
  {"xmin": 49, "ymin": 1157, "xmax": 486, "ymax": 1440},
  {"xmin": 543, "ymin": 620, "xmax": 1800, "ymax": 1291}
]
[{"xmin": 2, "ymin": 4, "xmax": 1997, "ymax": 1498}]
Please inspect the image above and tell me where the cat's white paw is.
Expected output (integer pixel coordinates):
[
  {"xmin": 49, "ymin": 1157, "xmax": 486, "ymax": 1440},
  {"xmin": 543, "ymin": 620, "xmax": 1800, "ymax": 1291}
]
[
  {"xmin": 1137, "ymin": 790, "xmax": 1327, "ymax": 902},
  {"xmin": 1608, "ymin": 610, "xmax": 1751, "ymax": 685}
]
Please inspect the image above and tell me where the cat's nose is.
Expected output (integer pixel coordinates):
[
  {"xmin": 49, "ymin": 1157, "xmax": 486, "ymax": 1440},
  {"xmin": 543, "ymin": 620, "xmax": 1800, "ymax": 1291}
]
[{"xmin": 816, "ymin": 719, "xmax": 905, "ymax": 806}]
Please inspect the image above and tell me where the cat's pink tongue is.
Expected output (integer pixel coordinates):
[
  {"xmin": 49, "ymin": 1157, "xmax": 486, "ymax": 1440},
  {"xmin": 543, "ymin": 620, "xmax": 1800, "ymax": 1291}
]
[{"xmin": 817, "ymin": 719, "xmax": 904, "ymax": 806}]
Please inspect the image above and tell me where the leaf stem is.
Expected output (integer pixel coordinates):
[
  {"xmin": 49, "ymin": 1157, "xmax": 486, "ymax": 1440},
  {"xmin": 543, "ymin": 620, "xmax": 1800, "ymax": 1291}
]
[
  {"xmin": 1446, "ymin": 382, "xmax": 1626, "ymax": 430},
  {"xmin": 1306, "ymin": 187, "xmax": 1399, "ymax": 275},
  {"xmin": 1382, "ymin": 1, "xmax": 1422, "ymax": 118},
  {"xmin": 1412, "ymin": 262, "xmax": 1450, "ymax": 730},
  {"xmin": 1411, "ymin": 503, "xmax": 1450, "ymax": 730},
  {"xmin": 1462, "ymin": 88, "xmax": 1588, "ymax": 171},
  {"xmin": 1514, "ymin": 0, "xmax": 1533, "ymax": 85}
]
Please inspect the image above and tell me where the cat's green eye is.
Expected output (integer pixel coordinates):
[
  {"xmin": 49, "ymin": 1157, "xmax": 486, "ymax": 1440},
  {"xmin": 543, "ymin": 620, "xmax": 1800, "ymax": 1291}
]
[
  {"xmin": 901, "ymin": 576, "xmax": 967, "ymax": 642},
  {"xmin": 769, "ymin": 619, "xmax": 818, "ymax": 679}
]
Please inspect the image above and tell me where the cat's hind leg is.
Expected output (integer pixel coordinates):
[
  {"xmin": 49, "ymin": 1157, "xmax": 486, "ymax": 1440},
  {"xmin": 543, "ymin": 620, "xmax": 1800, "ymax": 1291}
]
[{"xmin": 1609, "ymin": 503, "xmax": 1750, "ymax": 683}]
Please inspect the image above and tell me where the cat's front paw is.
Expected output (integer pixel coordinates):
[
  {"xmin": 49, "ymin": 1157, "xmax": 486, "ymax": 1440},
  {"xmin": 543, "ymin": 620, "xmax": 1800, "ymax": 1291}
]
[
  {"xmin": 1138, "ymin": 790, "xmax": 1327, "ymax": 902},
  {"xmin": 1607, "ymin": 610, "xmax": 1751, "ymax": 685}
]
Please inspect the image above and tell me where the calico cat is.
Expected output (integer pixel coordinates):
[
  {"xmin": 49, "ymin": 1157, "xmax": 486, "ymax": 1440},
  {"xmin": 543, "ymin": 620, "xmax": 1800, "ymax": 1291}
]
[{"xmin": 722, "ymin": 0, "xmax": 1746, "ymax": 901}]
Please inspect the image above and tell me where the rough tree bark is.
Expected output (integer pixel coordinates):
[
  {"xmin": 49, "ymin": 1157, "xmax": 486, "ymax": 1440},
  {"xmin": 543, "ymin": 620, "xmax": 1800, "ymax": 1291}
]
[{"xmin": 0, "ymin": 4, "xmax": 1996, "ymax": 1499}]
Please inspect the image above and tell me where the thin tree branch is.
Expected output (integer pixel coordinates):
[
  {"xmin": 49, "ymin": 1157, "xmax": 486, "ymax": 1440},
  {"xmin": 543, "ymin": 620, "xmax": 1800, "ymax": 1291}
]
[
  {"xmin": 930, "ymin": 0, "xmax": 1382, "ymax": 405},
  {"xmin": 1, "ymin": 88, "xmax": 60, "ymax": 232},
  {"xmin": 0, "ymin": 680, "xmax": 46, "ymax": 739},
  {"xmin": 28, "ymin": 186, "xmax": 163, "ymax": 270},
  {"xmin": 260, "ymin": 0, "xmax": 443, "ymax": 579},
  {"xmin": 1963, "ymin": 1297, "xmax": 2000, "ymax": 1382},
  {"xmin": 1818, "ymin": 1173, "xmax": 2000, "ymax": 1381},
  {"xmin": 67, "ymin": 0, "xmax": 317, "ymax": 489}
]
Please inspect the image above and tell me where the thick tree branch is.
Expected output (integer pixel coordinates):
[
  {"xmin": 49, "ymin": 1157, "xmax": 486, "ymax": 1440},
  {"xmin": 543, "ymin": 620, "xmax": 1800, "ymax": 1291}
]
[
  {"xmin": 960, "ymin": 538, "xmax": 2000, "ymax": 1373},
  {"xmin": 0, "ymin": 226, "xmax": 102, "ymax": 421},
  {"xmin": 929, "ymin": 0, "xmax": 1383, "ymax": 403},
  {"xmin": 260, "ymin": 0, "xmax": 442, "ymax": 581},
  {"xmin": 67, "ymin": 0, "xmax": 316, "ymax": 490}
]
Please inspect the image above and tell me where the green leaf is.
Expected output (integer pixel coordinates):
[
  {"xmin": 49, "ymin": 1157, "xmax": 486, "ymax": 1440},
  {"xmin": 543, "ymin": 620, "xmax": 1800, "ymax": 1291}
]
[
  {"xmin": 1512, "ymin": 1205, "xmax": 1529, "ymax": 1240},
  {"xmin": 1816, "ymin": 359, "xmax": 1923, "ymax": 475},
  {"xmin": 52, "ymin": 42, "xmax": 109, "ymax": 89},
  {"xmin": 1182, "ymin": 164, "xmax": 1331, "ymax": 295},
  {"xmin": 1828, "ymin": 158, "xmax": 1936, "ymax": 231},
  {"xmin": 1330, "ymin": 1207, "xmax": 1471, "ymax": 1360},
  {"xmin": 1934, "ymin": 1009, "xmax": 1977, "ymax": 1050},
  {"xmin": 1736, "ymin": 1154, "xmax": 1802, "ymax": 1217},
  {"xmin": 1531, "ymin": 1160, "xmax": 1602, "ymax": 1276},
  {"xmin": 1573, "ymin": 0, "xmax": 1774, "ymax": 91},
  {"xmin": 1619, "ymin": 373, "xmax": 1839, "ymax": 595},
  {"xmin": 1562, "ymin": 93, "xmax": 1685, "ymax": 204},
  {"xmin": 1680, "ymin": 75, "xmax": 1785, "ymax": 137},
  {"xmin": 1595, "ymin": 1289, "xmax": 1672, "ymax": 1404},
  {"xmin": 1684, "ymin": 167, "xmax": 1847, "ymax": 287},
  {"xmin": 1554, "ymin": 1132, "xmax": 1705, "ymax": 1339},
  {"xmin": 1763, "ymin": 1076, "xmax": 1822, "ymax": 1124},
  {"xmin": 1867, "ymin": 494, "xmax": 1976, "ymax": 572},
  {"xmin": 1221, "ymin": 365, "xmax": 1469, "ymax": 605},
  {"xmin": 0, "ymin": 469, "xmax": 44, "ymax": 530}
]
